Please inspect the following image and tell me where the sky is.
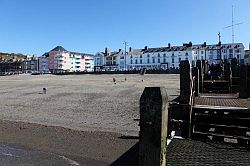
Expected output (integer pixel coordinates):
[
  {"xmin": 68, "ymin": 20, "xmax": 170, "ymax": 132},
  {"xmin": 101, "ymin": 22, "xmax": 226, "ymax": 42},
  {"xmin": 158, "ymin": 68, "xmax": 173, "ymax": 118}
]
[{"xmin": 0, "ymin": 0, "xmax": 249, "ymax": 56}]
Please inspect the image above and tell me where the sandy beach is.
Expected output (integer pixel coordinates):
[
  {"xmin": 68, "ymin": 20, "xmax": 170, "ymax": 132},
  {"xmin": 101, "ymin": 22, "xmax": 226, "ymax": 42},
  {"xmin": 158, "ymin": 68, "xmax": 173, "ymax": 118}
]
[{"xmin": 0, "ymin": 74, "xmax": 180, "ymax": 165}]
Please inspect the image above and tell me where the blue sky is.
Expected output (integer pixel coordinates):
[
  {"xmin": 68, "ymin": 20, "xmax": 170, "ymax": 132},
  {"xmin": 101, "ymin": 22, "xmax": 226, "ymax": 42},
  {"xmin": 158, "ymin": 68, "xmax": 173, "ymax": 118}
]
[{"xmin": 0, "ymin": 0, "xmax": 249, "ymax": 55}]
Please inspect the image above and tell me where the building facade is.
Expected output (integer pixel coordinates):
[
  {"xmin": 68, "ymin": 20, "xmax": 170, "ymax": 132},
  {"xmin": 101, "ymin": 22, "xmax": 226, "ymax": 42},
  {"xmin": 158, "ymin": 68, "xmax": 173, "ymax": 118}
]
[
  {"xmin": 38, "ymin": 53, "xmax": 50, "ymax": 73},
  {"xmin": 245, "ymin": 50, "xmax": 250, "ymax": 64},
  {"xmin": 94, "ymin": 42, "xmax": 245, "ymax": 71},
  {"xmin": 21, "ymin": 55, "xmax": 39, "ymax": 73},
  {"xmin": 40, "ymin": 46, "xmax": 94, "ymax": 73}
]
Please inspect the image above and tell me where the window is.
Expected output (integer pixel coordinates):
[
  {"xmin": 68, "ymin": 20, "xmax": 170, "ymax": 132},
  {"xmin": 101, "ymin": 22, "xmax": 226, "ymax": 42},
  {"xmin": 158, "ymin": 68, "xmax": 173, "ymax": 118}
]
[
  {"xmin": 163, "ymin": 58, "xmax": 166, "ymax": 63},
  {"xmin": 130, "ymin": 59, "xmax": 133, "ymax": 64},
  {"xmin": 229, "ymin": 54, "xmax": 233, "ymax": 59},
  {"xmin": 158, "ymin": 53, "xmax": 160, "ymax": 57},
  {"xmin": 172, "ymin": 58, "xmax": 174, "ymax": 63},
  {"xmin": 152, "ymin": 57, "xmax": 155, "ymax": 63},
  {"xmin": 135, "ymin": 59, "xmax": 138, "ymax": 64},
  {"xmin": 201, "ymin": 51, "xmax": 204, "ymax": 54},
  {"xmin": 140, "ymin": 59, "xmax": 142, "ymax": 64},
  {"xmin": 179, "ymin": 57, "xmax": 181, "ymax": 63},
  {"xmin": 172, "ymin": 52, "xmax": 174, "ymax": 56},
  {"xmin": 158, "ymin": 58, "xmax": 160, "ymax": 63},
  {"xmin": 185, "ymin": 52, "xmax": 188, "ymax": 56},
  {"xmin": 147, "ymin": 54, "xmax": 150, "ymax": 58},
  {"xmin": 130, "ymin": 55, "xmax": 133, "ymax": 59},
  {"xmin": 140, "ymin": 54, "xmax": 142, "ymax": 58},
  {"xmin": 147, "ymin": 59, "xmax": 150, "ymax": 63},
  {"xmin": 163, "ymin": 53, "xmax": 166, "ymax": 57}
]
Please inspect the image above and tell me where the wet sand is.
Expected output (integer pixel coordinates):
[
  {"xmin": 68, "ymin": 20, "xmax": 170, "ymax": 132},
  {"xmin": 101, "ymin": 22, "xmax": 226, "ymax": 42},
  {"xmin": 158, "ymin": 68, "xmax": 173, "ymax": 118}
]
[{"xmin": 0, "ymin": 120, "xmax": 138, "ymax": 165}]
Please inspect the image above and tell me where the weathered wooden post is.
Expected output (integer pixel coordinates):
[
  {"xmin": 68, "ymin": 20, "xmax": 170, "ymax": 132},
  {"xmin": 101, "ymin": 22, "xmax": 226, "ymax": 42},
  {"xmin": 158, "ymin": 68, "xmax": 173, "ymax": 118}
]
[
  {"xmin": 196, "ymin": 60, "xmax": 203, "ymax": 93},
  {"xmin": 231, "ymin": 58, "xmax": 238, "ymax": 77},
  {"xmin": 192, "ymin": 67, "xmax": 199, "ymax": 97},
  {"xmin": 247, "ymin": 65, "xmax": 250, "ymax": 96},
  {"xmin": 239, "ymin": 65, "xmax": 248, "ymax": 98},
  {"xmin": 231, "ymin": 58, "xmax": 240, "ymax": 93},
  {"xmin": 180, "ymin": 60, "xmax": 192, "ymax": 104},
  {"xmin": 139, "ymin": 87, "xmax": 168, "ymax": 166},
  {"xmin": 180, "ymin": 60, "xmax": 193, "ymax": 138}
]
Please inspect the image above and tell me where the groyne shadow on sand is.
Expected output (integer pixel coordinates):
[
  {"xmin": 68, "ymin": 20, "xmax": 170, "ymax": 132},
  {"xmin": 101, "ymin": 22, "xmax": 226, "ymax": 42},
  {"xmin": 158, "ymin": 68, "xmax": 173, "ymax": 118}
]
[{"xmin": 110, "ymin": 142, "xmax": 139, "ymax": 166}]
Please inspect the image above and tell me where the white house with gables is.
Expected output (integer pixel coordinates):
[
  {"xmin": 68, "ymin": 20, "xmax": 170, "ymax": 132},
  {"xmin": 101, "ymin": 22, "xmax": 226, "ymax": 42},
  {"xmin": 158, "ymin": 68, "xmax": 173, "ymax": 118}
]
[{"xmin": 94, "ymin": 42, "xmax": 245, "ymax": 71}]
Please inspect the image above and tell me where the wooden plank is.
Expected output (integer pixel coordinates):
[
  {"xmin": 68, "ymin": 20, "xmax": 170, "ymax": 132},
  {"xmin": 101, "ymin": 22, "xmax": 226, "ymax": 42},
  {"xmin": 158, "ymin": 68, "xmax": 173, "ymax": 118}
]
[
  {"xmin": 193, "ymin": 105, "xmax": 249, "ymax": 110},
  {"xmin": 193, "ymin": 131, "xmax": 250, "ymax": 140}
]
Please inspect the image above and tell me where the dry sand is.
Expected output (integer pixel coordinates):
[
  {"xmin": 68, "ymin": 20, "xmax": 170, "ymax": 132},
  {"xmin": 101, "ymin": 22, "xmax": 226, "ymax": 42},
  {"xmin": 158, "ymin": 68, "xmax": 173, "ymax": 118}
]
[
  {"xmin": 0, "ymin": 74, "xmax": 179, "ymax": 136},
  {"xmin": 0, "ymin": 74, "xmax": 180, "ymax": 165}
]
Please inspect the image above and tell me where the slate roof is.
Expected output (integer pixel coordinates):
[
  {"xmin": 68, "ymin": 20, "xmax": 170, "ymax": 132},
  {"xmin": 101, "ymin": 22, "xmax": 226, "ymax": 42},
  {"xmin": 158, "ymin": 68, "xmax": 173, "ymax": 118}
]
[
  {"xmin": 50, "ymin": 46, "xmax": 68, "ymax": 52},
  {"xmin": 47, "ymin": 46, "xmax": 93, "ymax": 57},
  {"xmin": 142, "ymin": 43, "xmax": 244, "ymax": 54}
]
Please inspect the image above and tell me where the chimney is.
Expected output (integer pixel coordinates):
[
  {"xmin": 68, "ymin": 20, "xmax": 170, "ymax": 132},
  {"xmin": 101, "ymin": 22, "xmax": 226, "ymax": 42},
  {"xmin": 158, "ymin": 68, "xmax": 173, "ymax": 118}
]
[
  {"xmin": 168, "ymin": 43, "xmax": 171, "ymax": 48},
  {"xmin": 189, "ymin": 42, "xmax": 192, "ymax": 47},
  {"xmin": 105, "ymin": 48, "xmax": 108, "ymax": 54},
  {"xmin": 119, "ymin": 49, "xmax": 122, "ymax": 52},
  {"xmin": 144, "ymin": 46, "xmax": 148, "ymax": 50},
  {"xmin": 129, "ymin": 47, "xmax": 132, "ymax": 52},
  {"xmin": 203, "ymin": 42, "xmax": 206, "ymax": 47}
]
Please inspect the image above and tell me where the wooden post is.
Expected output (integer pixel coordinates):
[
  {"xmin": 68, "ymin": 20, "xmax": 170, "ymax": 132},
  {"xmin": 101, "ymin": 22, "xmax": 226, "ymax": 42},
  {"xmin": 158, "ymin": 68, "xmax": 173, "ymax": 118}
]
[
  {"xmin": 231, "ymin": 58, "xmax": 238, "ymax": 77},
  {"xmin": 196, "ymin": 60, "xmax": 203, "ymax": 93},
  {"xmin": 192, "ymin": 67, "xmax": 199, "ymax": 96},
  {"xmin": 180, "ymin": 60, "xmax": 192, "ymax": 104},
  {"xmin": 247, "ymin": 65, "xmax": 250, "ymax": 96},
  {"xmin": 179, "ymin": 60, "xmax": 193, "ymax": 138},
  {"xmin": 139, "ymin": 87, "xmax": 168, "ymax": 166},
  {"xmin": 239, "ymin": 65, "xmax": 248, "ymax": 98}
]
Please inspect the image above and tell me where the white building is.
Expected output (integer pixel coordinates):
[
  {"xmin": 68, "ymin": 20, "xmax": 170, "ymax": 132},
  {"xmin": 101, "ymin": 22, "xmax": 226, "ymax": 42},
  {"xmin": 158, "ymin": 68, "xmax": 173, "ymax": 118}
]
[
  {"xmin": 94, "ymin": 42, "xmax": 245, "ymax": 71},
  {"xmin": 94, "ymin": 48, "xmax": 125, "ymax": 71},
  {"xmin": 39, "ymin": 46, "xmax": 94, "ymax": 73},
  {"xmin": 94, "ymin": 52, "xmax": 105, "ymax": 71},
  {"xmin": 84, "ymin": 54, "xmax": 94, "ymax": 72},
  {"xmin": 38, "ymin": 53, "xmax": 50, "ymax": 73},
  {"xmin": 127, "ymin": 42, "xmax": 245, "ymax": 70},
  {"xmin": 22, "ymin": 55, "xmax": 39, "ymax": 73}
]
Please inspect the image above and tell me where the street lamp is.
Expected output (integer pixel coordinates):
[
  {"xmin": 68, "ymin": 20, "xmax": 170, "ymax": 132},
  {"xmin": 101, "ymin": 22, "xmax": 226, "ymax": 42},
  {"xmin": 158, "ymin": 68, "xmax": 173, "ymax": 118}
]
[{"xmin": 123, "ymin": 41, "xmax": 128, "ymax": 70}]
